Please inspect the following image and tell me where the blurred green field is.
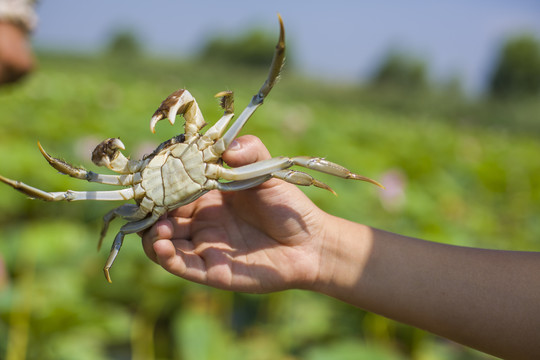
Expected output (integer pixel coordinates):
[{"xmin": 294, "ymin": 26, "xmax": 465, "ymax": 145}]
[{"xmin": 0, "ymin": 53, "xmax": 539, "ymax": 360}]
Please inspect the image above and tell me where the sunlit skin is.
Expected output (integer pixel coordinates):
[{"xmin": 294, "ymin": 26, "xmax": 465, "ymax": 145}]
[
  {"xmin": 142, "ymin": 134, "xmax": 540, "ymax": 360},
  {"xmin": 0, "ymin": 21, "xmax": 34, "ymax": 84}
]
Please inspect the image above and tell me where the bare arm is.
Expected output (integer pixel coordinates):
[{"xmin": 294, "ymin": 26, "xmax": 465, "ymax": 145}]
[
  {"xmin": 142, "ymin": 135, "xmax": 540, "ymax": 359},
  {"xmin": 315, "ymin": 217, "xmax": 540, "ymax": 359}
]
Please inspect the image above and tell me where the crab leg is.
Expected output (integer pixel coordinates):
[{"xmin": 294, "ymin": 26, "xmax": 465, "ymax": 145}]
[
  {"xmin": 103, "ymin": 211, "xmax": 163, "ymax": 283},
  {"xmin": 271, "ymin": 169, "xmax": 336, "ymax": 194},
  {"xmin": 214, "ymin": 171, "xmax": 330, "ymax": 193},
  {"xmin": 38, "ymin": 142, "xmax": 138, "ymax": 186},
  {"xmin": 98, "ymin": 204, "xmax": 149, "ymax": 251},
  {"xmin": 0, "ymin": 174, "xmax": 135, "ymax": 201},
  {"xmin": 206, "ymin": 157, "xmax": 291, "ymax": 179},
  {"xmin": 198, "ymin": 91, "xmax": 235, "ymax": 156},
  {"xmin": 197, "ymin": 91, "xmax": 234, "ymax": 162},
  {"xmin": 289, "ymin": 157, "xmax": 383, "ymax": 187},
  {"xmin": 206, "ymin": 156, "xmax": 383, "ymax": 189},
  {"xmin": 208, "ymin": 175, "xmax": 272, "ymax": 192},
  {"xmin": 214, "ymin": 14, "xmax": 285, "ymax": 155},
  {"xmin": 207, "ymin": 91, "xmax": 235, "ymax": 140}
]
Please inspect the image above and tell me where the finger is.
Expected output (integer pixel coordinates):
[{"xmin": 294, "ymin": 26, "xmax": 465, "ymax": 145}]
[
  {"xmin": 158, "ymin": 237, "xmax": 237, "ymax": 291},
  {"xmin": 141, "ymin": 219, "xmax": 174, "ymax": 263},
  {"xmin": 165, "ymin": 201, "xmax": 197, "ymax": 219},
  {"xmin": 153, "ymin": 238, "xmax": 209, "ymax": 284},
  {"xmin": 165, "ymin": 190, "xmax": 222, "ymax": 219},
  {"xmin": 168, "ymin": 216, "xmax": 192, "ymax": 239},
  {"xmin": 222, "ymin": 135, "xmax": 272, "ymax": 167},
  {"xmin": 223, "ymin": 135, "xmax": 285, "ymax": 191}
]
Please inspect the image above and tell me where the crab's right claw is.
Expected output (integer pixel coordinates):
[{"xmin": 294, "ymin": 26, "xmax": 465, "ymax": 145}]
[{"xmin": 91, "ymin": 138, "xmax": 126, "ymax": 168}]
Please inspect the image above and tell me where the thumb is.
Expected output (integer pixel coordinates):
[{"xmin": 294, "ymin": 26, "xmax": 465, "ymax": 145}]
[{"xmin": 222, "ymin": 135, "xmax": 272, "ymax": 167}]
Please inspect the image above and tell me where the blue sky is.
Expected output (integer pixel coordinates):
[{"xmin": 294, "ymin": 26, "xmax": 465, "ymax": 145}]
[{"xmin": 33, "ymin": 1, "xmax": 540, "ymax": 93}]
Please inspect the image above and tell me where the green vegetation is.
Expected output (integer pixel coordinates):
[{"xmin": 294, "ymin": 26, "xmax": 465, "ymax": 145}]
[
  {"xmin": 200, "ymin": 28, "xmax": 279, "ymax": 67},
  {"xmin": 489, "ymin": 34, "xmax": 540, "ymax": 98},
  {"xmin": 0, "ymin": 49, "xmax": 539, "ymax": 360},
  {"xmin": 369, "ymin": 50, "xmax": 428, "ymax": 91},
  {"xmin": 105, "ymin": 29, "xmax": 144, "ymax": 58}
]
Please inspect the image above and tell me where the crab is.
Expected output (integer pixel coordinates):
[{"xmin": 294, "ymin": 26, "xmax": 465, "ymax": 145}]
[{"xmin": 0, "ymin": 15, "xmax": 383, "ymax": 282}]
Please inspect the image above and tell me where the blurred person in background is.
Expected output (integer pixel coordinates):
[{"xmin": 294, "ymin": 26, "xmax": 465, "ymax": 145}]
[
  {"xmin": 0, "ymin": 0, "xmax": 36, "ymax": 289},
  {"xmin": 142, "ymin": 135, "xmax": 540, "ymax": 360},
  {"xmin": 0, "ymin": 0, "xmax": 36, "ymax": 85}
]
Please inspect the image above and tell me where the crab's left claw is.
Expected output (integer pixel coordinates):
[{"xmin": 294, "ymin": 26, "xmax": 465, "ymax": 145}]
[
  {"xmin": 150, "ymin": 89, "xmax": 206, "ymax": 139},
  {"xmin": 149, "ymin": 113, "xmax": 165, "ymax": 134},
  {"xmin": 91, "ymin": 138, "xmax": 126, "ymax": 168},
  {"xmin": 150, "ymin": 90, "xmax": 185, "ymax": 133}
]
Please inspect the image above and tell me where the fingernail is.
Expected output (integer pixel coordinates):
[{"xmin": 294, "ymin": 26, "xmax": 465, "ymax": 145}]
[{"xmin": 228, "ymin": 139, "xmax": 241, "ymax": 151}]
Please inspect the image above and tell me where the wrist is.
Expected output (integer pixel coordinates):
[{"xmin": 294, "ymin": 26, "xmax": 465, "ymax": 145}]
[{"xmin": 310, "ymin": 214, "xmax": 373, "ymax": 301}]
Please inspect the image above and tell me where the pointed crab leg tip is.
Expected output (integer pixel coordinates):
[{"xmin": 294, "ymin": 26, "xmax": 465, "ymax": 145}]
[
  {"xmin": 37, "ymin": 142, "xmax": 56, "ymax": 164},
  {"xmin": 350, "ymin": 174, "xmax": 385, "ymax": 189},
  {"xmin": 360, "ymin": 177, "xmax": 384, "ymax": 189},
  {"xmin": 277, "ymin": 14, "xmax": 285, "ymax": 39},
  {"xmin": 37, "ymin": 141, "xmax": 47, "ymax": 152},
  {"xmin": 104, "ymin": 268, "xmax": 112, "ymax": 283},
  {"xmin": 37, "ymin": 141, "xmax": 48, "ymax": 155},
  {"xmin": 315, "ymin": 181, "xmax": 337, "ymax": 196},
  {"xmin": 371, "ymin": 180, "xmax": 385, "ymax": 189}
]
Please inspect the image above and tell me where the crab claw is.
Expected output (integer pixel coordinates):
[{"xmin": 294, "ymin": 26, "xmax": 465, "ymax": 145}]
[
  {"xmin": 214, "ymin": 90, "xmax": 234, "ymax": 114},
  {"xmin": 150, "ymin": 89, "xmax": 187, "ymax": 133},
  {"xmin": 150, "ymin": 114, "xmax": 163, "ymax": 134},
  {"xmin": 91, "ymin": 138, "xmax": 126, "ymax": 168},
  {"xmin": 150, "ymin": 111, "xmax": 173, "ymax": 135}
]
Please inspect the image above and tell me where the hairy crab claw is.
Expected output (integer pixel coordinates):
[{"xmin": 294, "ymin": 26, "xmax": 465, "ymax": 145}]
[
  {"xmin": 150, "ymin": 89, "xmax": 206, "ymax": 134},
  {"xmin": 91, "ymin": 138, "xmax": 126, "ymax": 169}
]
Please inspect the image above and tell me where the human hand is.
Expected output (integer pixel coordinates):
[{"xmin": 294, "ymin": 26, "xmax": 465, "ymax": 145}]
[
  {"xmin": 142, "ymin": 135, "xmax": 540, "ymax": 359},
  {"xmin": 0, "ymin": 21, "xmax": 34, "ymax": 84},
  {"xmin": 141, "ymin": 135, "xmax": 330, "ymax": 293}
]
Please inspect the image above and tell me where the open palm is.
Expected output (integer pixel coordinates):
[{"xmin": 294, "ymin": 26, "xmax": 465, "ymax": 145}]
[{"xmin": 141, "ymin": 135, "xmax": 325, "ymax": 292}]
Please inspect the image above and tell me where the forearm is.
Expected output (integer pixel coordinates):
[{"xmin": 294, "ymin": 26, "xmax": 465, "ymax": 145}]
[{"xmin": 314, "ymin": 215, "xmax": 540, "ymax": 359}]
